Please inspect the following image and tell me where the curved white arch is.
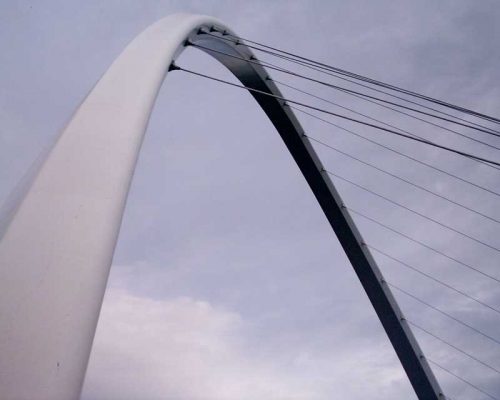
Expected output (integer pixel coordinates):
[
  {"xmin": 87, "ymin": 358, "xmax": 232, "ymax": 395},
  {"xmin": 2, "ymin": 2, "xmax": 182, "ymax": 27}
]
[{"xmin": 0, "ymin": 14, "xmax": 442, "ymax": 400}]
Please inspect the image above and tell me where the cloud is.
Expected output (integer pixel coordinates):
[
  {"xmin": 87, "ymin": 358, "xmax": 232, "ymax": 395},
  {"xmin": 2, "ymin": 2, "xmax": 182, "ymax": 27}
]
[
  {"xmin": 82, "ymin": 287, "xmax": 324, "ymax": 400},
  {"xmin": 82, "ymin": 260, "xmax": 414, "ymax": 400}
]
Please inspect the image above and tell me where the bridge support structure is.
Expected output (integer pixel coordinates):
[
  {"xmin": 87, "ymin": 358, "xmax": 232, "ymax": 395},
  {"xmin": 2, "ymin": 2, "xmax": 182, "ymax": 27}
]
[{"xmin": 0, "ymin": 13, "xmax": 442, "ymax": 399}]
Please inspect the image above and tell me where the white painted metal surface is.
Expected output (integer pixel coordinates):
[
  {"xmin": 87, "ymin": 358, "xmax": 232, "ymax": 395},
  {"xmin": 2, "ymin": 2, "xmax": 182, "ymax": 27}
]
[{"xmin": 0, "ymin": 14, "xmax": 232, "ymax": 400}]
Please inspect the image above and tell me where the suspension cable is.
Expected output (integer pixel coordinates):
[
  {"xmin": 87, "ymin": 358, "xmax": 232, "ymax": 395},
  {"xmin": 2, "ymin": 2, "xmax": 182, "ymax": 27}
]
[
  {"xmin": 427, "ymin": 358, "xmax": 499, "ymax": 400},
  {"xmin": 307, "ymin": 135, "xmax": 500, "ymax": 224},
  {"xmin": 203, "ymin": 29, "xmax": 500, "ymax": 126},
  {"xmin": 256, "ymin": 56, "xmax": 500, "ymax": 152},
  {"xmin": 369, "ymin": 245, "xmax": 500, "ymax": 315},
  {"xmin": 275, "ymin": 78, "xmax": 430, "ymax": 139},
  {"xmin": 173, "ymin": 64, "xmax": 500, "ymax": 254},
  {"xmin": 406, "ymin": 318, "xmax": 500, "ymax": 375},
  {"xmin": 348, "ymin": 208, "xmax": 500, "ymax": 284},
  {"xmin": 291, "ymin": 106, "xmax": 500, "ymax": 198},
  {"xmin": 173, "ymin": 65, "xmax": 500, "ymax": 167},
  {"xmin": 191, "ymin": 42, "xmax": 500, "ymax": 153},
  {"xmin": 384, "ymin": 281, "xmax": 500, "ymax": 346},
  {"xmin": 182, "ymin": 46, "xmax": 500, "ymax": 173},
  {"xmin": 271, "ymin": 78, "xmax": 500, "ymax": 172},
  {"xmin": 210, "ymin": 30, "xmax": 500, "ymax": 124},
  {"xmin": 254, "ymin": 50, "xmax": 500, "ymax": 136},
  {"xmin": 326, "ymin": 169, "xmax": 500, "ymax": 253}
]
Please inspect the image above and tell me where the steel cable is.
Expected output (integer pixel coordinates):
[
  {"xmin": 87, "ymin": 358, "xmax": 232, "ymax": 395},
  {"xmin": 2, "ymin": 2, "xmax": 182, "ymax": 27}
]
[
  {"xmin": 369, "ymin": 245, "xmax": 500, "ymax": 315},
  {"xmin": 191, "ymin": 42, "xmax": 500, "ymax": 154},
  {"xmin": 427, "ymin": 358, "xmax": 499, "ymax": 400},
  {"xmin": 290, "ymin": 106, "xmax": 500, "ymax": 198},
  {"xmin": 386, "ymin": 282, "xmax": 500, "ymax": 346},
  {"xmin": 406, "ymin": 318, "xmax": 500, "ymax": 375},
  {"xmin": 326, "ymin": 169, "xmax": 500, "ymax": 253},
  {"xmin": 203, "ymin": 29, "xmax": 500, "ymax": 126},
  {"xmin": 255, "ymin": 51, "xmax": 500, "ymax": 137},
  {"xmin": 347, "ymin": 207, "xmax": 500, "ymax": 284},
  {"xmin": 307, "ymin": 135, "xmax": 500, "ymax": 224},
  {"xmin": 173, "ymin": 65, "xmax": 500, "ymax": 167}
]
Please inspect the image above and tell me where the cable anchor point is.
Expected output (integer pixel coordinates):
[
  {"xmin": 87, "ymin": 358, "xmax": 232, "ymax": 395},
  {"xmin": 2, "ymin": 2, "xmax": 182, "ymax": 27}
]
[{"xmin": 168, "ymin": 63, "xmax": 180, "ymax": 72}]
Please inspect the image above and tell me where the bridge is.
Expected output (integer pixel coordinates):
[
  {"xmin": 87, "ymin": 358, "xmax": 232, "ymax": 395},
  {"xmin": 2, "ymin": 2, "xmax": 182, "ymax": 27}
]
[{"xmin": 0, "ymin": 13, "xmax": 499, "ymax": 400}]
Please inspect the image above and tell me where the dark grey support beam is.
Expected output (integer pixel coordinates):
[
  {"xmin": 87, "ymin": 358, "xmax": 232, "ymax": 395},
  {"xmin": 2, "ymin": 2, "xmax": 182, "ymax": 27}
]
[{"xmin": 194, "ymin": 28, "xmax": 443, "ymax": 400}]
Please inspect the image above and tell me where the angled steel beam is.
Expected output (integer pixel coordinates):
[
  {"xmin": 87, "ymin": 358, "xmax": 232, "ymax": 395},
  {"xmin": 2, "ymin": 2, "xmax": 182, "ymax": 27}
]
[{"xmin": 0, "ymin": 13, "xmax": 442, "ymax": 399}]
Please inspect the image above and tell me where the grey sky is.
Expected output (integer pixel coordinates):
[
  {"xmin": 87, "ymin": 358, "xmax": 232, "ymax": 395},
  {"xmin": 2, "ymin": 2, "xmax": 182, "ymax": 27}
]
[{"xmin": 1, "ymin": 1, "xmax": 499, "ymax": 399}]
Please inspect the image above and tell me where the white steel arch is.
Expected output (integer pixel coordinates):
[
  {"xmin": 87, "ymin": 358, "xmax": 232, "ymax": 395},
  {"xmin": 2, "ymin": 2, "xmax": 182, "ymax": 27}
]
[{"xmin": 0, "ymin": 13, "xmax": 442, "ymax": 400}]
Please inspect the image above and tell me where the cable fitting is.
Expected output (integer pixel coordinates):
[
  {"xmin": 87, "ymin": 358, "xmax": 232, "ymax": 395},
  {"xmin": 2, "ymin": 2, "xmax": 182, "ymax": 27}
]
[{"xmin": 168, "ymin": 63, "xmax": 180, "ymax": 72}]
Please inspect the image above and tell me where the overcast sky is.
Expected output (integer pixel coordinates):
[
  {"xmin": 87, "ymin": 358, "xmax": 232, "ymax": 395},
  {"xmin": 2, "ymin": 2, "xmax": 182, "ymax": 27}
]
[{"xmin": 1, "ymin": 1, "xmax": 500, "ymax": 399}]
